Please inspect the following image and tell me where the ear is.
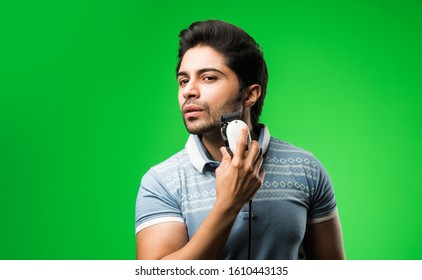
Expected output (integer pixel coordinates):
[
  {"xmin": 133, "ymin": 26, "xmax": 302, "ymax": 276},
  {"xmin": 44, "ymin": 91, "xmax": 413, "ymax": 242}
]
[{"xmin": 242, "ymin": 84, "xmax": 261, "ymax": 108}]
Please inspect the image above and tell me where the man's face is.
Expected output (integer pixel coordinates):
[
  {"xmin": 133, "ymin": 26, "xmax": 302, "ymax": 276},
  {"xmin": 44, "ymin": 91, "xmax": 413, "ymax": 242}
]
[{"xmin": 177, "ymin": 46, "xmax": 242, "ymax": 135}]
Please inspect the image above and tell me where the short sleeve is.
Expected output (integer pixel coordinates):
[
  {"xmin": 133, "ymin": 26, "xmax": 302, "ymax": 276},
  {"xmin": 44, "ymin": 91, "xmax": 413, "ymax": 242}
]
[
  {"xmin": 308, "ymin": 160, "xmax": 337, "ymax": 224},
  {"xmin": 135, "ymin": 168, "xmax": 184, "ymax": 234}
]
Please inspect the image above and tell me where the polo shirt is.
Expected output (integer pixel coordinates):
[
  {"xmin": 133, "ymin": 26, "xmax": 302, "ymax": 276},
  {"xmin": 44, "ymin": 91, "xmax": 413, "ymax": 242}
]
[{"xmin": 135, "ymin": 125, "xmax": 337, "ymax": 259}]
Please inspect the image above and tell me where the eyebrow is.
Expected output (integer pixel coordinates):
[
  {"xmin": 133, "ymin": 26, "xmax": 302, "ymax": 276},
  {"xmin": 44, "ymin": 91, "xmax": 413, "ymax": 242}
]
[{"xmin": 176, "ymin": 68, "xmax": 227, "ymax": 78}]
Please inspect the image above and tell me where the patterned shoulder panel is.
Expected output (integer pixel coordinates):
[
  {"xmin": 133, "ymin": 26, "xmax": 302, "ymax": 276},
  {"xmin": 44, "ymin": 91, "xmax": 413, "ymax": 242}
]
[
  {"xmin": 266, "ymin": 138, "xmax": 318, "ymax": 168},
  {"xmin": 148, "ymin": 149, "xmax": 192, "ymax": 193},
  {"xmin": 267, "ymin": 137, "xmax": 313, "ymax": 154},
  {"xmin": 150, "ymin": 149, "xmax": 189, "ymax": 173},
  {"xmin": 149, "ymin": 149, "xmax": 215, "ymax": 194},
  {"xmin": 256, "ymin": 137, "xmax": 322, "ymax": 205}
]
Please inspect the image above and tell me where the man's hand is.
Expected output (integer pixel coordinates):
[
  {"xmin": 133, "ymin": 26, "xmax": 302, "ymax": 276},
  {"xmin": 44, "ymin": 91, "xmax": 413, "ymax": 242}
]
[{"xmin": 215, "ymin": 127, "xmax": 265, "ymax": 216}]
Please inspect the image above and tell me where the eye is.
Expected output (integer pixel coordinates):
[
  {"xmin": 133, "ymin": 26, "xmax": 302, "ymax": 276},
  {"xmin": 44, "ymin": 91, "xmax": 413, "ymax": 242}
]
[
  {"xmin": 203, "ymin": 75, "xmax": 217, "ymax": 82},
  {"xmin": 178, "ymin": 78, "xmax": 189, "ymax": 86}
]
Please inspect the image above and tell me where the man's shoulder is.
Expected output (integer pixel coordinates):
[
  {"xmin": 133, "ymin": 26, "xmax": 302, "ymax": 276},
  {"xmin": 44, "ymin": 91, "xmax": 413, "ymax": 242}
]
[
  {"xmin": 267, "ymin": 137, "xmax": 320, "ymax": 165},
  {"xmin": 148, "ymin": 148, "xmax": 190, "ymax": 174},
  {"xmin": 141, "ymin": 148, "xmax": 191, "ymax": 190},
  {"xmin": 268, "ymin": 137, "xmax": 313, "ymax": 154}
]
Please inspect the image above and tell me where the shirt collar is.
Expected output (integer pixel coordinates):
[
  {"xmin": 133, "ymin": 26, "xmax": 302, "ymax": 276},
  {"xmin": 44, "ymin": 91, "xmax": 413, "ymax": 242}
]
[{"xmin": 185, "ymin": 124, "xmax": 271, "ymax": 173}]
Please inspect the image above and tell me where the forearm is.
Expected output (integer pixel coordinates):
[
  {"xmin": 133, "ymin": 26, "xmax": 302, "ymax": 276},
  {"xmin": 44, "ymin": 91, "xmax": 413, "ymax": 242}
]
[{"xmin": 161, "ymin": 202, "xmax": 239, "ymax": 260}]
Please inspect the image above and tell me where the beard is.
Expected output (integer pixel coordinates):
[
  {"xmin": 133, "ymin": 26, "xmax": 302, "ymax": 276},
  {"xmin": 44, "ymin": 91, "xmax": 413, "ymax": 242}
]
[{"xmin": 181, "ymin": 98, "xmax": 242, "ymax": 135}]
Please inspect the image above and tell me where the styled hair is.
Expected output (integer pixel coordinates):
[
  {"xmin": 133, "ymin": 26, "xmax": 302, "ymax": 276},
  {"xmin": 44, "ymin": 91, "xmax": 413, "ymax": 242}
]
[{"xmin": 177, "ymin": 20, "xmax": 268, "ymax": 127}]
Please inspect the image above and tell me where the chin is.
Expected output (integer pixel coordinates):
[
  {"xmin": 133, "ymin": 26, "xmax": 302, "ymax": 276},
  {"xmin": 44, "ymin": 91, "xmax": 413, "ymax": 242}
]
[{"xmin": 184, "ymin": 120, "xmax": 219, "ymax": 135}]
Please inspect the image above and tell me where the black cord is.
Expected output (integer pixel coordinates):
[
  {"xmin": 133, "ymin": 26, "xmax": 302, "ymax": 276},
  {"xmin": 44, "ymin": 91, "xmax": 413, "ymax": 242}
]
[{"xmin": 248, "ymin": 200, "xmax": 252, "ymax": 260}]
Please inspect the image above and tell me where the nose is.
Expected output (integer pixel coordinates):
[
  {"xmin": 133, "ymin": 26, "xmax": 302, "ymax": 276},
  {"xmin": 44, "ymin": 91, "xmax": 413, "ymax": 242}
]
[{"xmin": 182, "ymin": 79, "xmax": 200, "ymax": 100}]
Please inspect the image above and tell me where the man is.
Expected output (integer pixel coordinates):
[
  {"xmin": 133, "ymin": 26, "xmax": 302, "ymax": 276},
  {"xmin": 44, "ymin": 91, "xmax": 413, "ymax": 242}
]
[{"xmin": 135, "ymin": 20, "xmax": 345, "ymax": 260}]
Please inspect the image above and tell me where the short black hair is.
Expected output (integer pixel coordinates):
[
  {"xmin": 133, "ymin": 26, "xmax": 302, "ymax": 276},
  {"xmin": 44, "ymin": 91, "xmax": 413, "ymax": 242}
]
[{"xmin": 177, "ymin": 20, "xmax": 268, "ymax": 127}]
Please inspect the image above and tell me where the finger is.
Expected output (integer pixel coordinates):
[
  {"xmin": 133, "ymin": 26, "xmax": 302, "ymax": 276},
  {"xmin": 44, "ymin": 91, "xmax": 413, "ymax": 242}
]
[
  {"xmin": 249, "ymin": 166, "xmax": 265, "ymax": 199},
  {"xmin": 252, "ymin": 153, "xmax": 264, "ymax": 178},
  {"xmin": 217, "ymin": 146, "xmax": 232, "ymax": 170},
  {"xmin": 244, "ymin": 141, "xmax": 261, "ymax": 169},
  {"xmin": 258, "ymin": 167, "xmax": 266, "ymax": 181},
  {"xmin": 234, "ymin": 127, "xmax": 248, "ymax": 159}
]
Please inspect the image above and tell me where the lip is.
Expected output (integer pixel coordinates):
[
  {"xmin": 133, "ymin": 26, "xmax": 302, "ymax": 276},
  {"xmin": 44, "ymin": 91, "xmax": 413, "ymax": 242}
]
[
  {"xmin": 183, "ymin": 104, "xmax": 205, "ymax": 119},
  {"xmin": 184, "ymin": 110, "xmax": 203, "ymax": 119},
  {"xmin": 183, "ymin": 104, "xmax": 204, "ymax": 114}
]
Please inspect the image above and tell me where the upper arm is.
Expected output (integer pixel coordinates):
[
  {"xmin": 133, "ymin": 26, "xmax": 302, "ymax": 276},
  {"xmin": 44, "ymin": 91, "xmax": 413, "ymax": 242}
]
[
  {"xmin": 303, "ymin": 214, "xmax": 345, "ymax": 259},
  {"xmin": 136, "ymin": 168, "xmax": 187, "ymax": 259},
  {"xmin": 303, "ymin": 154, "xmax": 345, "ymax": 259},
  {"xmin": 136, "ymin": 222, "xmax": 189, "ymax": 260}
]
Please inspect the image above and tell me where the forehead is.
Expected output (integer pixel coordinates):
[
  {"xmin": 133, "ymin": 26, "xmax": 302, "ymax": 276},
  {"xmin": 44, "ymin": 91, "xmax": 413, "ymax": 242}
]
[{"xmin": 178, "ymin": 46, "xmax": 228, "ymax": 72}]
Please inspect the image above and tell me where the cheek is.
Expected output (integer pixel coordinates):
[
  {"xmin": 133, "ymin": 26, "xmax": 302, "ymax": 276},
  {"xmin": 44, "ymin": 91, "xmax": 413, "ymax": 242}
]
[
  {"xmin": 208, "ymin": 85, "xmax": 238, "ymax": 106},
  {"xmin": 177, "ymin": 90, "xmax": 184, "ymax": 109}
]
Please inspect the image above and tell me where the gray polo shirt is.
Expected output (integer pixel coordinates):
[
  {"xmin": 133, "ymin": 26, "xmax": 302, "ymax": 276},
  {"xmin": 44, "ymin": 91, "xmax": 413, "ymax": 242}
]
[{"xmin": 135, "ymin": 125, "xmax": 337, "ymax": 259}]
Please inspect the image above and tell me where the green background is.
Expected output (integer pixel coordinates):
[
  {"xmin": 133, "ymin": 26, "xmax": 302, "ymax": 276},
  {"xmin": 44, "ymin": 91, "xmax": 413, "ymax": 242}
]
[{"xmin": 1, "ymin": 0, "xmax": 421, "ymax": 260}]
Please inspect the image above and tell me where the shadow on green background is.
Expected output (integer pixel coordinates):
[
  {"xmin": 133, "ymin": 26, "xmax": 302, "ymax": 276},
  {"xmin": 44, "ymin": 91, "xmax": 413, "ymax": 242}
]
[{"xmin": 1, "ymin": 0, "xmax": 421, "ymax": 259}]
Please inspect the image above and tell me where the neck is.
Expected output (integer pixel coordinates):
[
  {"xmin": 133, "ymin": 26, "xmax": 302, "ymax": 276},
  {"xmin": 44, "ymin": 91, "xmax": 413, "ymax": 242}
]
[{"xmin": 200, "ymin": 128, "xmax": 226, "ymax": 162}]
